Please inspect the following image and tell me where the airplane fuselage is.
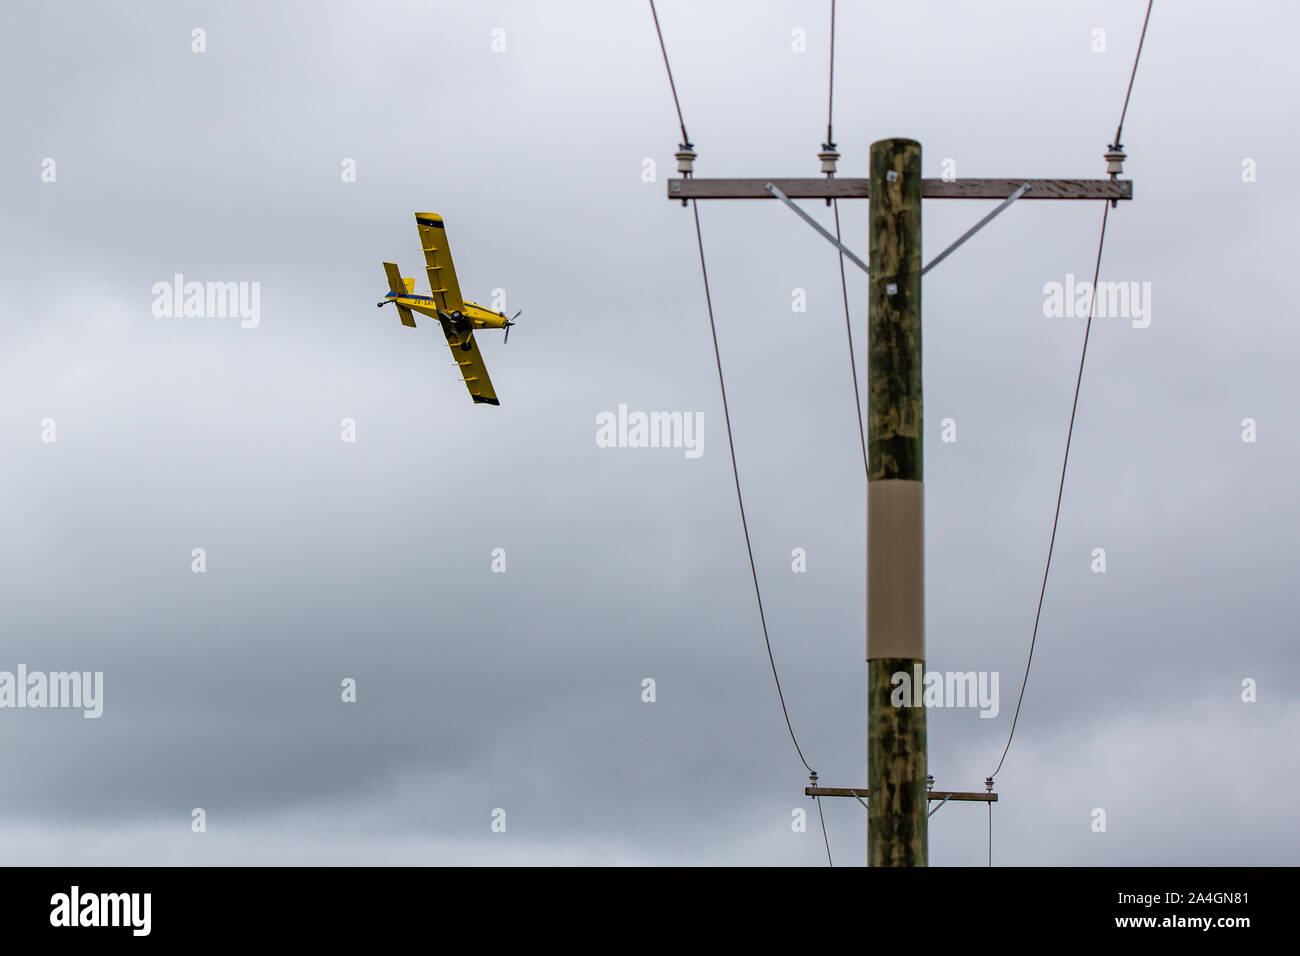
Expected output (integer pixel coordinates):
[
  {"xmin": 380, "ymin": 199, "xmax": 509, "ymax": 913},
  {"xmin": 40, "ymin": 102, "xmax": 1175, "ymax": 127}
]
[{"xmin": 381, "ymin": 292, "xmax": 509, "ymax": 331}]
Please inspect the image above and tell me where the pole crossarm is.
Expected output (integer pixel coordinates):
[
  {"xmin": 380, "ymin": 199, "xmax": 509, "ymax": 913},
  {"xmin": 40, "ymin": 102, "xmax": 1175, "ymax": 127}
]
[
  {"xmin": 668, "ymin": 177, "xmax": 1131, "ymax": 201},
  {"xmin": 765, "ymin": 182, "xmax": 870, "ymax": 274},
  {"xmin": 805, "ymin": 787, "xmax": 998, "ymax": 803}
]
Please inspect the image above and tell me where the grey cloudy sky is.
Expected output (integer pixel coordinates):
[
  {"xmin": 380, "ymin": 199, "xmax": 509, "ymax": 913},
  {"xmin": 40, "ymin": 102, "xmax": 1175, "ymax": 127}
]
[{"xmin": 1, "ymin": 0, "xmax": 1296, "ymax": 865}]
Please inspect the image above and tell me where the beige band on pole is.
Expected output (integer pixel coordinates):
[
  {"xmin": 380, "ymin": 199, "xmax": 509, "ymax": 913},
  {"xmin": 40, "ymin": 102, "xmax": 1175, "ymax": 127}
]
[{"xmin": 867, "ymin": 479, "xmax": 925, "ymax": 660}]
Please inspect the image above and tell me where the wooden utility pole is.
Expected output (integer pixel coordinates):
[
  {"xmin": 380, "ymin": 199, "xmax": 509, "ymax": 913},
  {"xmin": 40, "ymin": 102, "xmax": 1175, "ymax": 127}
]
[
  {"xmin": 668, "ymin": 143, "xmax": 1129, "ymax": 867},
  {"xmin": 866, "ymin": 138, "xmax": 926, "ymax": 866}
]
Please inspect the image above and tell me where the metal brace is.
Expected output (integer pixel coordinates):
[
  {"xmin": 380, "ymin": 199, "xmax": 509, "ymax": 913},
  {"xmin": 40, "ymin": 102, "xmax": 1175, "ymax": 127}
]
[
  {"xmin": 765, "ymin": 182, "xmax": 870, "ymax": 275},
  {"xmin": 922, "ymin": 182, "xmax": 1031, "ymax": 275},
  {"xmin": 927, "ymin": 793, "xmax": 954, "ymax": 818}
]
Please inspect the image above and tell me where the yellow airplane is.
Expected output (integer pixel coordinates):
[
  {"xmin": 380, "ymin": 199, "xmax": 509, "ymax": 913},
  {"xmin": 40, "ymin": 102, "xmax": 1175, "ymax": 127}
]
[{"xmin": 377, "ymin": 212, "xmax": 518, "ymax": 406}]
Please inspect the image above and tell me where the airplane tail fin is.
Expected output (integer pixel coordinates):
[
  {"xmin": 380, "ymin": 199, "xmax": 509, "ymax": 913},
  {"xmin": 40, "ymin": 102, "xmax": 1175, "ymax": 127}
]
[{"xmin": 381, "ymin": 262, "xmax": 417, "ymax": 328}]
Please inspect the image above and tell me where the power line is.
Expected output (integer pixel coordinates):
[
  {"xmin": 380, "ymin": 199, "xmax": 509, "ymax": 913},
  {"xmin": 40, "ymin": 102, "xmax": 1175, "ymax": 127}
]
[
  {"xmin": 649, "ymin": 0, "xmax": 825, "ymax": 860},
  {"xmin": 824, "ymin": 0, "xmax": 868, "ymax": 475},
  {"xmin": 1114, "ymin": 1, "xmax": 1155, "ymax": 146},
  {"xmin": 689, "ymin": 199, "xmax": 816, "ymax": 777},
  {"xmin": 992, "ymin": 203, "xmax": 1110, "ymax": 780},
  {"xmin": 691, "ymin": 194, "xmax": 830, "ymax": 863},
  {"xmin": 651, "ymin": 0, "xmax": 815, "ymax": 778},
  {"xmin": 990, "ymin": 2, "xmax": 1154, "ymax": 782},
  {"xmin": 826, "ymin": 0, "xmax": 836, "ymax": 144},
  {"xmin": 648, "ymin": 0, "xmax": 691, "ymax": 147},
  {"xmin": 816, "ymin": 796, "xmax": 833, "ymax": 866},
  {"xmin": 834, "ymin": 200, "xmax": 869, "ymax": 474}
]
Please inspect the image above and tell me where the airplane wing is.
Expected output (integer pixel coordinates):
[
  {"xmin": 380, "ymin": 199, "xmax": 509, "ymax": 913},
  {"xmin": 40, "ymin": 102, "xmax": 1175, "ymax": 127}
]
[
  {"xmin": 441, "ymin": 328, "xmax": 499, "ymax": 405},
  {"xmin": 415, "ymin": 213, "xmax": 465, "ymax": 313},
  {"xmin": 381, "ymin": 261, "xmax": 417, "ymax": 327}
]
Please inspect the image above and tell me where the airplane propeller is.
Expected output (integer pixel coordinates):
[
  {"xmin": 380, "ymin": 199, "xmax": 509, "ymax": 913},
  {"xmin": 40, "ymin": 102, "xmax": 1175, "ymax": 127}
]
[{"xmin": 503, "ymin": 309, "xmax": 521, "ymax": 344}]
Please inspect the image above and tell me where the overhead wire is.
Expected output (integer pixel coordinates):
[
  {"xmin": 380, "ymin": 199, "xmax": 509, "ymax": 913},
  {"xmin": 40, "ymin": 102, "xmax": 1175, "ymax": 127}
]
[
  {"xmin": 687, "ymin": 202, "xmax": 816, "ymax": 777},
  {"xmin": 648, "ymin": 0, "xmax": 828, "ymax": 864},
  {"xmin": 825, "ymin": 0, "xmax": 869, "ymax": 474},
  {"xmin": 833, "ymin": 203, "xmax": 868, "ymax": 474},
  {"xmin": 1113, "ymin": 1, "xmax": 1154, "ymax": 146},
  {"xmin": 826, "ymin": 0, "xmax": 836, "ymax": 145},
  {"xmin": 991, "ymin": 202, "xmax": 1110, "ymax": 780},
  {"xmin": 817, "ymin": 796, "xmax": 833, "ymax": 866},
  {"xmin": 990, "ymin": 1, "xmax": 1153, "ymax": 781},
  {"xmin": 648, "ymin": 0, "xmax": 691, "ymax": 148}
]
